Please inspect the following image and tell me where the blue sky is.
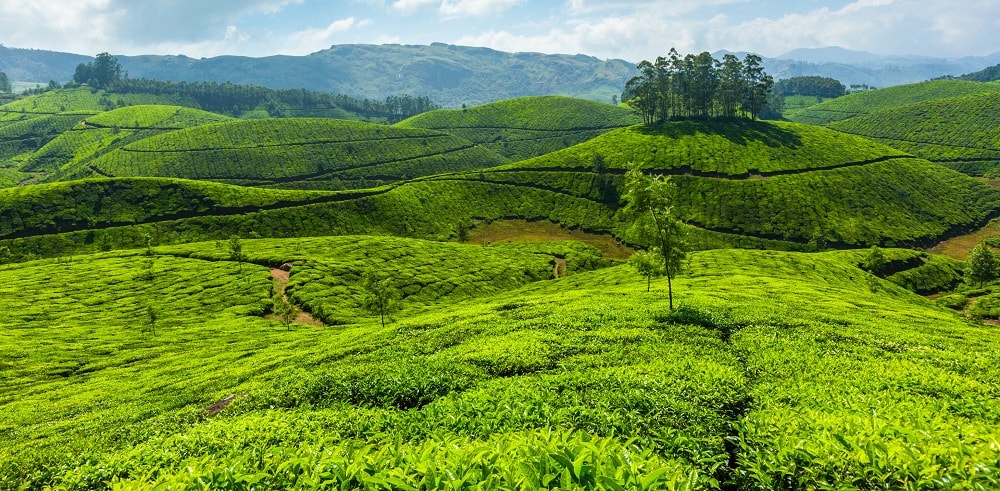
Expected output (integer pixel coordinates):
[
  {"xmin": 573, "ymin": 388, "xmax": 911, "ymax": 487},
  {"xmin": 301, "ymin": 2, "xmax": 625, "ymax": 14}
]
[{"xmin": 0, "ymin": 0, "xmax": 996, "ymax": 60}]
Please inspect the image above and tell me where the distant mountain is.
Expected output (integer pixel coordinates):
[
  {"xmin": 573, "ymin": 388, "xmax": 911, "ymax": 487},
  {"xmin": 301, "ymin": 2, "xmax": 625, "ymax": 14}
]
[
  {"xmin": 114, "ymin": 43, "xmax": 635, "ymax": 108},
  {"xmin": 0, "ymin": 45, "xmax": 90, "ymax": 82},
  {"xmin": 4, "ymin": 43, "xmax": 1000, "ymax": 106},
  {"xmin": 770, "ymin": 47, "xmax": 1000, "ymax": 88}
]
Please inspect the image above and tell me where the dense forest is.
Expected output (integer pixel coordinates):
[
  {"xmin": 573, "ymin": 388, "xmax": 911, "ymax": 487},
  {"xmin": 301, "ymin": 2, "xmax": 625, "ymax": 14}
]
[
  {"xmin": 109, "ymin": 79, "xmax": 439, "ymax": 122},
  {"xmin": 772, "ymin": 76, "xmax": 847, "ymax": 98},
  {"xmin": 622, "ymin": 49, "xmax": 774, "ymax": 123}
]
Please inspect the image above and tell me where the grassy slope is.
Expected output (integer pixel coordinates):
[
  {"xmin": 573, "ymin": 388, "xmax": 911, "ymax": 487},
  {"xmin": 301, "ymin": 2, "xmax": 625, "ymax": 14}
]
[
  {"xmin": 82, "ymin": 118, "xmax": 505, "ymax": 188},
  {"xmin": 0, "ymin": 89, "xmax": 195, "ymax": 184},
  {"xmin": 826, "ymin": 92, "xmax": 1000, "ymax": 175},
  {"xmin": 0, "ymin": 119, "xmax": 997, "ymax": 260},
  {"xmin": 1, "ymin": 239, "xmax": 998, "ymax": 489},
  {"xmin": 22, "ymin": 105, "xmax": 233, "ymax": 178},
  {"xmin": 789, "ymin": 79, "xmax": 1000, "ymax": 125},
  {"xmin": 397, "ymin": 96, "xmax": 641, "ymax": 161},
  {"xmin": 484, "ymin": 120, "xmax": 1000, "ymax": 247}
]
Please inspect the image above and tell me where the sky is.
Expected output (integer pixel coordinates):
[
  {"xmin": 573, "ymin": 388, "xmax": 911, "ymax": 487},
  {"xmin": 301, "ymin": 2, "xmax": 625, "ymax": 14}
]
[{"xmin": 0, "ymin": 0, "xmax": 996, "ymax": 61}]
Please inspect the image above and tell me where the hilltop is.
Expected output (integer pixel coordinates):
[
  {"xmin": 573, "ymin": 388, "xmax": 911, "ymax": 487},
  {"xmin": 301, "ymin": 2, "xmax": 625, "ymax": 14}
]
[{"xmin": 397, "ymin": 96, "xmax": 640, "ymax": 161}]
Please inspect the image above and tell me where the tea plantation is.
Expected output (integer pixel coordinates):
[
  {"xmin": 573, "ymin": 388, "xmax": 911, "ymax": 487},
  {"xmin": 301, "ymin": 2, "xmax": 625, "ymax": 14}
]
[
  {"xmin": 397, "ymin": 96, "xmax": 641, "ymax": 161},
  {"xmin": 1, "ymin": 86, "xmax": 1000, "ymax": 489},
  {"xmin": 826, "ymin": 92, "xmax": 1000, "ymax": 176},
  {"xmin": 1, "ymin": 238, "xmax": 999, "ymax": 489}
]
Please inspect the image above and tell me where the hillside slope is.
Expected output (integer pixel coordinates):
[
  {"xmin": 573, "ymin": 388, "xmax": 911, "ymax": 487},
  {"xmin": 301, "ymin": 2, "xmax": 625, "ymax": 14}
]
[
  {"xmin": 1, "ymin": 239, "xmax": 998, "ymax": 488},
  {"xmin": 397, "ymin": 96, "xmax": 640, "ymax": 161},
  {"xmin": 826, "ymin": 92, "xmax": 1000, "ymax": 175},
  {"xmin": 480, "ymin": 120, "xmax": 1000, "ymax": 248},
  {"xmin": 789, "ymin": 80, "xmax": 1000, "ymax": 125},
  {"xmin": 79, "ymin": 118, "xmax": 505, "ymax": 189},
  {"xmin": 22, "ymin": 105, "xmax": 233, "ymax": 178}
]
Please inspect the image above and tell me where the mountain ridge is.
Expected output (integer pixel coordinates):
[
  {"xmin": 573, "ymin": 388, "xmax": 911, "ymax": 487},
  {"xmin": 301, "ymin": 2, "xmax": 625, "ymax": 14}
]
[{"xmin": 3, "ymin": 43, "xmax": 1000, "ymax": 107}]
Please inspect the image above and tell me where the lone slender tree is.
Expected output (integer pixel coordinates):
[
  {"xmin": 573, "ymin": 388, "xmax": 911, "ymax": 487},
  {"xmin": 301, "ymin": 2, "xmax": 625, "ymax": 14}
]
[
  {"xmin": 629, "ymin": 247, "xmax": 665, "ymax": 292},
  {"xmin": 622, "ymin": 165, "xmax": 686, "ymax": 308},
  {"xmin": 360, "ymin": 267, "xmax": 399, "ymax": 328}
]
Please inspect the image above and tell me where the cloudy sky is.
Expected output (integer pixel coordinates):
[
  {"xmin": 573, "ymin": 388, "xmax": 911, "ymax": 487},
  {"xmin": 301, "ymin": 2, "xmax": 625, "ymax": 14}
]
[{"xmin": 0, "ymin": 0, "xmax": 996, "ymax": 61}]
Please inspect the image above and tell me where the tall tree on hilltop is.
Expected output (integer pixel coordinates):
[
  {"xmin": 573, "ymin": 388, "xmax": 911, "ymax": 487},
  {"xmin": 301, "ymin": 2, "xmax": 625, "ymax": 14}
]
[
  {"xmin": 622, "ymin": 165, "xmax": 686, "ymax": 309},
  {"xmin": 73, "ymin": 52, "xmax": 123, "ymax": 89},
  {"xmin": 0, "ymin": 69, "xmax": 10, "ymax": 93},
  {"xmin": 742, "ymin": 53, "xmax": 773, "ymax": 120}
]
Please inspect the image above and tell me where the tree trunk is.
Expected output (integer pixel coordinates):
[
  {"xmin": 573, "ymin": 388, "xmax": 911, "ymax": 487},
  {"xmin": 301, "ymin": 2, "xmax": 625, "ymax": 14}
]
[
  {"xmin": 667, "ymin": 273, "xmax": 674, "ymax": 309},
  {"xmin": 647, "ymin": 275, "xmax": 651, "ymax": 292}
]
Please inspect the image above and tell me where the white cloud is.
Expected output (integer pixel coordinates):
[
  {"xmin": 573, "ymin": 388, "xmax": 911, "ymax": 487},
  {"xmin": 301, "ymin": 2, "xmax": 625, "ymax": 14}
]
[
  {"xmin": 284, "ymin": 17, "xmax": 370, "ymax": 54},
  {"xmin": 391, "ymin": 0, "xmax": 437, "ymax": 14},
  {"xmin": 440, "ymin": 0, "xmax": 524, "ymax": 18}
]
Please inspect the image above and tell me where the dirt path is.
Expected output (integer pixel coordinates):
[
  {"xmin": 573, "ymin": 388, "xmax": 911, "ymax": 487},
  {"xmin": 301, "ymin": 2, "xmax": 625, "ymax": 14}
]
[{"xmin": 269, "ymin": 268, "xmax": 324, "ymax": 326}]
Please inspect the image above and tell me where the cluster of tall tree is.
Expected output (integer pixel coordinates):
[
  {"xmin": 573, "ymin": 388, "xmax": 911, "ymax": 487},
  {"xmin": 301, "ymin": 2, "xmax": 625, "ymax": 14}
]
[
  {"xmin": 73, "ymin": 52, "xmax": 123, "ymax": 89},
  {"xmin": 772, "ymin": 76, "xmax": 846, "ymax": 98},
  {"xmin": 622, "ymin": 49, "xmax": 773, "ymax": 123}
]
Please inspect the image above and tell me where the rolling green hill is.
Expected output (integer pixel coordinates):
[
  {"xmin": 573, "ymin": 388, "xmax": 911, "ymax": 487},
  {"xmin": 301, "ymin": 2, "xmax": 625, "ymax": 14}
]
[
  {"xmin": 21, "ymin": 105, "xmax": 233, "ymax": 178},
  {"xmin": 0, "ymin": 120, "xmax": 996, "ymax": 262},
  {"xmin": 479, "ymin": 120, "xmax": 1000, "ymax": 247},
  {"xmin": 2, "ymin": 238, "xmax": 999, "ymax": 489},
  {"xmin": 826, "ymin": 92, "xmax": 1000, "ymax": 175},
  {"xmin": 78, "ymin": 118, "xmax": 505, "ymax": 189},
  {"xmin": 789, "ymin": 79, "xmax": 1000, "ymax": 125},
  {"xmin": 396, "ymin": 96, "xmax": 641, "ymax": 161}
]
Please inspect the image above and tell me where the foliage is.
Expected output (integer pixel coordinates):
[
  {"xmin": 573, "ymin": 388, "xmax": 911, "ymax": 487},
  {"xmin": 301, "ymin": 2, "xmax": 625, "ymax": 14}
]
[
  {"xmin": 110, "ymin": 78, "xmax": 439, "ymax": 122},
  {"xmin": 622, "ymin": 165, "xmax": 686, "ymax": 308},
  {"xmin": 0, "ymin": 69, "xmax": 9, "ymax": 93},
  {"xmin": 85, "ymin": 117, "xmax": 504, "ymax": 188},
  {"xmin": 773, "ymin": 76, "xmax": 846, "ymax": 98},
  {"xmin": 73, "ymin": 52, "xmax": 123, "ymax": 89},
  {"xmin": 2, "ymin": 243, "xmax": 1000, "ymax": 489},
  {"xmin": 21, "ymin": 104, "xmax": 232, "ymax": 177},
  {"xmin": 628, "ymin": 248, "xmax": 664, "ymax": 292},
  {"xmin": 397, "ymin": 95, "xmax": 640, "ymax": 161},
  {"xmin": 360, "ymin": 266, "xmax": 400, "ymax": 328},
  {"xmin": 623, "ymin": 50, "xmax": 773, "ymax": 122},
  {"xmin": 790, "ymin": 79, "xmax": 1000, "ymax": 125},
  {"xmin": 860, "ymin": 246, "xmax": 887, "ymax": 276},
  {"xmin": 965, "ymin": 242, "xmax": 997, "ymax": 288},
  {"xmin": 826, "ymin": 91, "xmax": 1000, "ymax": 174}
]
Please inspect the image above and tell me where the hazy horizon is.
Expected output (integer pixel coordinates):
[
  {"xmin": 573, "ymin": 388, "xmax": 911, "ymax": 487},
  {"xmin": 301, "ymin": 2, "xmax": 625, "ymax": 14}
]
[{"xmin": 0, "ymin": 1, "xmax": 996, "ymax": 61}]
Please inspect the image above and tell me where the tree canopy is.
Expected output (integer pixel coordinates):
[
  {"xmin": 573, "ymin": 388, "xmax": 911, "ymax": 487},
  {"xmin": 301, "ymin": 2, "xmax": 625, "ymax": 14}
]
[
  {"xmin": 622, "ymin": 49, "xmax": 774, "ymax": 123},
  {"xmin": 0, "ymin": 68, "xmax": 10, "ymax": 93},
  {"xmin": 73, "ymin": 52, "xmax": 123, "ymax": 89},
  {"xmin": 773, "ymin": 76, "xmax": 846, "ymax": 98}
]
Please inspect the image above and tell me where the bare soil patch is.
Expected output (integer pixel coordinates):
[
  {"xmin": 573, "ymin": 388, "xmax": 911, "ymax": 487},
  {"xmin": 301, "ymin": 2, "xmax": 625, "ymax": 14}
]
[
  {"xmin": 928, "ymin": 221, "xmax": 1000, "ymax": 260},
  {"xmin": 467, "ymin": 219, "xmax": 633, "ymax": 260},
  {"xmin": 269, "ymin": 267, "xmax": 324, "ymax": 326}
]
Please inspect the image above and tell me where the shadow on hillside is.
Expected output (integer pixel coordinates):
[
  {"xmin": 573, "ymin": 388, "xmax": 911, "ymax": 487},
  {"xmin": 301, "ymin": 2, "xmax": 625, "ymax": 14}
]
[{"xmin": 636, "ymin": 119, "xmax": 803, "ymax": 148}]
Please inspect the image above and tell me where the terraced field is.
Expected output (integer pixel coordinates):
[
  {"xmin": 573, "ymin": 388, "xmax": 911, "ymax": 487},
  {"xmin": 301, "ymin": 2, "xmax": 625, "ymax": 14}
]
[
  {"xmin": 1, "ymin": 119, "xmax": 996, "ymax": 262},
  {"xmin": 826, "ymin": 92, "xmax": 1000, "ymax": 175},
  {"xmin": 789, "ymin": 79, "xmax": 1000, "ymax": 125},
  {"xmin": 477, "ymin": 120, "xmax": 1000, "ymax": 248},
  {"xmin": 2, "ymin": 238, "xmax": 998, "ymax": 489},
  {"xmin": 397, "ymin": 96, "xmax": 640, "ymax": 161},
  {"xmin": 82, "ymin": 118, "xmax": 505, "ymax": 189},
  {"xmin": 21, "ymin": 105, "xmax": 233, "ymax": 178}
]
